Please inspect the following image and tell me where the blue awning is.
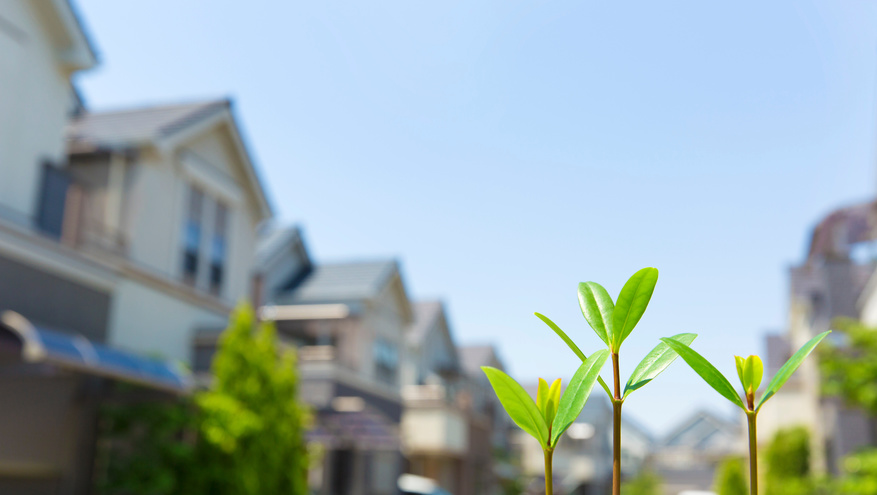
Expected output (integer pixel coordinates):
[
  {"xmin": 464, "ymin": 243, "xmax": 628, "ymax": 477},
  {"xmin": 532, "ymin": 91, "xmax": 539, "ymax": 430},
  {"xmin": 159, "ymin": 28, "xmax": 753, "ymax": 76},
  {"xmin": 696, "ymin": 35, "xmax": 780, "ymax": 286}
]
[{"xmin": 0, "ymin": 311, "xmax": 191, "ymax": 394}]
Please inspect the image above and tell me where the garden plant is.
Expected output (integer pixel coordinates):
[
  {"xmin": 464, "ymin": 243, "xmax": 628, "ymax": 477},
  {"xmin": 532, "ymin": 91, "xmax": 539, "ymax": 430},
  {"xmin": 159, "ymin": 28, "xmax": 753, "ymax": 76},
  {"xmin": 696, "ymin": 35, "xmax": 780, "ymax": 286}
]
[
  {"xmin": 484, "ymin": 267, "xmax": 697, "ymax": 495},
  {"xmin": 538, "ymin": 267, "xmax": 696, "ymax": 495},
  {"xmin": 481, "ymin": 349, "xmax": 608, "ymax": 495},
  {"xmin": 661, "ymin": 330, "xmax": 830, "ymax": 495}
]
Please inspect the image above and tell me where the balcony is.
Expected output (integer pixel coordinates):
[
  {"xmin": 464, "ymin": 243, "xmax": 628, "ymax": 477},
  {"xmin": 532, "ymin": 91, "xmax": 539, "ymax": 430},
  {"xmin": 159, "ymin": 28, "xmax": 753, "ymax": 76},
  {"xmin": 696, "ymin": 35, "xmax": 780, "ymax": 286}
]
[
  {"xmin": 36, "ymin": 163, "xmax": 127, "ymax": 257},
  {"xmin": 401, "ymin": 384, "xmax": 469, "ymax": 456}
]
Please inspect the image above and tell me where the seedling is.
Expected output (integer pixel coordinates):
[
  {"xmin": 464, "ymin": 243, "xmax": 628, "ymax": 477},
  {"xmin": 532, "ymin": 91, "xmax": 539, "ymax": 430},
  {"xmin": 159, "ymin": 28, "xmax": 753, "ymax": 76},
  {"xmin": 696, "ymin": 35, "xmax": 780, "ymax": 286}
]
[
  {"xmin": 482, "ymin": 350, "xmax": 609, "ymax": 495},
  {"xmin": 536, "ymin": 267, "xmax": 696, "ymax": 495},
  {"xmin": 661, "ymin": 331, "xmax": 831, "ymax": 495}
]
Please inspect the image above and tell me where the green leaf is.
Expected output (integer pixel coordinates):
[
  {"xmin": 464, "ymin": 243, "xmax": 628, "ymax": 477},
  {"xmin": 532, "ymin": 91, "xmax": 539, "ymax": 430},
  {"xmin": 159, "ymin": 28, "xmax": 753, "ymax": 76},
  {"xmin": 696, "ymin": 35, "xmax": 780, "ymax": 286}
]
[
  {"xmin": 743, "ymin": 355, "xmax": 763, "ymax": 394},
  {"xmin": 550, "ymin": 349, "xmax": 610, "ymax": 447},
  {"xmin": 613, "ymin": 267, "xmax": 659, "ymax": 349},
  {"xmin": 534, "ymin": 312, "xmax": 613, "ymax": 398},
  {"xmin": 577, "ymin": 282, "xmax": 615, "ymax": 349},
  {"xmin": 660, "ymin": 338, "xmax": 746, "ymax": 410},
  {"xmin": 482, "ymin": 366, "xmax": 549, "ymax": 446},
  {"xmin": 624, "ymin": 333, "xmax": 697, "ymax": 397},
  {"xmin": 756, "ymin": 331, "xmax": 831, "ymax": 411},
  {"xmin": 545, "ymin": 378, "xmax": 562, "ymax": 425},
  {"xmin": 536, "ymin": 378, "xmax": 549, "ymax": 416}
]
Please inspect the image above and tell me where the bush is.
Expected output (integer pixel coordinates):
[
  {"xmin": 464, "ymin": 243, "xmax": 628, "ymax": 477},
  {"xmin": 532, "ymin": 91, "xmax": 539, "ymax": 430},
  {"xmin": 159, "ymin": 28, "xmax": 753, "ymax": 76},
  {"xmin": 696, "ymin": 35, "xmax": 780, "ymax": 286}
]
[
  {"xmin": 836, "ymin": 449, "xmax": 877, "ymax": 495},
  {"xmin": 621, "ymin": 470, "xmax": 661, "ymax": 495},
  {"xmin": 714, "ymin": 457, "xmax": 748, "ymax": 495},
  {"xmin": 764, "ymin": 426, "xmax": 813, "ymax": 495}
]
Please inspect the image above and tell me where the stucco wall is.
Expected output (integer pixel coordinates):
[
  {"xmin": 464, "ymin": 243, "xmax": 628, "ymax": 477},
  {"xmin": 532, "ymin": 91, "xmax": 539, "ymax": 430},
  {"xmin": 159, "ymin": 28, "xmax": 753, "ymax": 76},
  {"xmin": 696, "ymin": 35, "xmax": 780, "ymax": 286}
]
[
  {"xmin": 0, "ymin": 0, "xmax": 79, "ymax": 223},
  {"xmin": 108, "ymin": 279, "xmax": 227, "ymax": 364}
]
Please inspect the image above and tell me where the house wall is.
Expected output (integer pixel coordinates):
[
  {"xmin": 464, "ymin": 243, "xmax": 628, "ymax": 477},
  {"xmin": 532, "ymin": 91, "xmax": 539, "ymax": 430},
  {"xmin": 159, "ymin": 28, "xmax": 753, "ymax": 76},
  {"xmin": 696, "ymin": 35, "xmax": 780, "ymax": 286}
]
[
  {"xmin": 108, "ymin": 279, "xmax": 227, "ymax": 364},
  {"xmin": 0, "ymin": 0, "xmax": 81, "ymax": 225}
]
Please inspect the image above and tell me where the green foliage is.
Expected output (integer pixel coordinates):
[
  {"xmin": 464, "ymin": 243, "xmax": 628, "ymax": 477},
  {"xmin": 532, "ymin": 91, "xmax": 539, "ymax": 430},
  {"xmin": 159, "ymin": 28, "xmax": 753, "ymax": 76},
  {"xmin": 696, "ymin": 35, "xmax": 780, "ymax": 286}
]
[
  {"xmin": 621, "ymin": 470, "xmax": 662, "ymax": 495},
  {"xmin": 95, "ymin": 303, "xmax": 309, "ymax": 495},
  {"xmin": 550, "ymin": 349, "xmax": 609, "ymax": 446},
  {"xmin": 95, "ymin": 395, "xmax": 198, "ymax": 494},
  {"xmin": 577, "ymin": 281, "xmax": 615, "ymax": 349},
  {"xmin": 482, "ymin": 349, "xmax": 608, "ymax": 449},
  {"xmin": 836, "ymin": 449, "xmax": 877, "ymax": 495},
  {"xmin": 197, "ymin": 303, "xmax": 310, "ymax": 495},
  {"xmin": 613, "ymin": 267, "xmax": 659, "ymax": 349},
  {"xmin": 534, "ymin": 312, "xmax": 612, "ymax": 397},
  {"xmin": 757, "ymin": 331, "xmax": 830, "ymax": 411},
  {"xmin": 736, "ymin": 355, "xmax": 764, "ymax": 396},
  {"xmin": 820, "ymin": 318, "xmax": 877, "ymax": 415},
  {"xmin": 625, "ymin": 333, "xmax": 697, "ymax": 397},
  {"xmin": 714, "ymin": 457, "xmax": 749, "ymax": 495},
  {"xmin": 660, "ymin": 338, "xmax": 746, "ymax": 409},
  {"xmin": 764, "ymin": 427, "xmax": 813, "ymax": 495}
]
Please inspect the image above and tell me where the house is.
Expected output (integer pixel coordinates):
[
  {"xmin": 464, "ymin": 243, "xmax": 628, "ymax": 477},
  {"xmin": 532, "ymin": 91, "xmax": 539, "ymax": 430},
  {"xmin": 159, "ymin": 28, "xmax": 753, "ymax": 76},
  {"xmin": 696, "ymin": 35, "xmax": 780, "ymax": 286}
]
[
  {"xmin": 402, "ymin": 307, "xmax": 511, "ymax": 495},
  {"xmin": 457, "ymin": 345, "xmax": 517, "ymax": 495},
  {"xmin": 653, "ymin": 409, "xmax": 744, "ymax": 495},
  {"xmin": 0, "ymin": 1, "xmax": 280, "ymax": 494},
  {"xmin": 250, "ymin": 227, "xmax": 409, "ymax": 495},
  {"xmin": 762, "ymin": 199, "xmax": 877, "ymax": 474}
]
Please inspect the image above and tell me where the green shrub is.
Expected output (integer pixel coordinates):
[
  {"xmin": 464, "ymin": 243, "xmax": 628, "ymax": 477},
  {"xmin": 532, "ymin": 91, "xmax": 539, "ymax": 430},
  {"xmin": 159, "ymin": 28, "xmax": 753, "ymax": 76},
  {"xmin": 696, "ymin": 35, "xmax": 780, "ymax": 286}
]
[
  {"xmin": 622, "ymin": 470, "xmax": 661, "ymax": 495},
  {"xmin": 764, "ymin": 426, "xmax": 813, "ymax": 495},
  {"xmin": 715, "ymin": 457, "xmax": 748, "ymax": 495}
]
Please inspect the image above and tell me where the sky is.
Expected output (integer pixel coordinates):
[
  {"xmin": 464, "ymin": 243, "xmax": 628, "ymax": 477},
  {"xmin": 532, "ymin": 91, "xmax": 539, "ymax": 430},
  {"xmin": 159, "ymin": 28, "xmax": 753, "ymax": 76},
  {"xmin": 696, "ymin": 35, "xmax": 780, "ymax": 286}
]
[{"xmin": 74, "ymin": 0, "xmax": 877, "ymax": 435}]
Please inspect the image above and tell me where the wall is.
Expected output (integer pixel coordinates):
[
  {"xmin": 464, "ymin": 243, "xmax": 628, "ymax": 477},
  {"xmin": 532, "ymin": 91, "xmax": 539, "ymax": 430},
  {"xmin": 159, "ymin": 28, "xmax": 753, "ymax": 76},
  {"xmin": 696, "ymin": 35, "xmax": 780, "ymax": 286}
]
[
  {"xmin": 107, "ymin": 279, "xmax": 227, "ymax": 364},
  {"xmin": 0, "ymin": 0, "xmax": 80, "ymax": 224}
]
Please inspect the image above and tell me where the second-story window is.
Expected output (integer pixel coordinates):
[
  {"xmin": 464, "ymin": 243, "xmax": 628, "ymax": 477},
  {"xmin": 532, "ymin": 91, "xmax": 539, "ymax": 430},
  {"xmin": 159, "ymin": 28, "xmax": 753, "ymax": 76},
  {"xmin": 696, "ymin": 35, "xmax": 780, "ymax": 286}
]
[
  {"xmin": 209, "ymin": 202, "xmax": 228, "ymax": 295},
  {"xmin": 373, "ymin": 338, "xmax": 399, "ymax": 385},
  {"xmin": 182, "ymin": 185, "xmax": 204, "ymax": 285}
]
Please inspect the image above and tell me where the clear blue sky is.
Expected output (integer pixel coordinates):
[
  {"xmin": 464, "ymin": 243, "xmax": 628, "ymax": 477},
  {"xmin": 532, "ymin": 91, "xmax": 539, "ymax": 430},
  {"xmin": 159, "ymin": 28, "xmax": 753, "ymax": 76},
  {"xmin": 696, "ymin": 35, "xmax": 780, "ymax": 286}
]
[{"xmin": 75, "ymin": 0, "xmax": 877, "ymax": 434}]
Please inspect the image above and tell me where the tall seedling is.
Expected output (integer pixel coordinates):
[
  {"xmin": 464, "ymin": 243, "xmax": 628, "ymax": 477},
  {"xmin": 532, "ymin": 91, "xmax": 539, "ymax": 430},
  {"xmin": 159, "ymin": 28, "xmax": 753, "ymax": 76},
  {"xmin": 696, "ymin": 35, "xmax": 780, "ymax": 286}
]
[
  {"xmin": 661, "ymin": 331, "xmax": 830, "ymax": 495},
  {"xmin": 482, "ymin": 350, "xmax": 609, "ymax": 495},
  {"xmin": 536, "ymin": 268, "xmax": 696, "ymax": 495}
]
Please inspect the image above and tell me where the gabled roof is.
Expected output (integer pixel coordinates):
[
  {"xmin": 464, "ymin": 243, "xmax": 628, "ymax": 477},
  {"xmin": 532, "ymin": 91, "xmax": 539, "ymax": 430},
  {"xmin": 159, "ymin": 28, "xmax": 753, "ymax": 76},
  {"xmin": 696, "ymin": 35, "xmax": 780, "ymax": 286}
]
[
  {"xmin": 31, "ymin": 0, "xmax": 98, "ymax": 72},
  {"xmin": 67, "ymin": 100, "xmax": 228, "ymax": 148},
  {"xmin": 408, "ymin": 300, "xmax": 444, "ymax": 344},
  {"xmin": 660, "ymin": 409, "xmax": 740, "ymax": 449},
  {"xmin": 66, "ymin": 99, "xmax": 272, "ymax": 219},
  {"xmin": 255, "ymin": 224, "xmax": 310, "ymax": 272},
  {"xmin": 459, "ymin": 345, "xmax": 504, "ymax": 375},
  {"xmin": 279, "ymin": 260, "xmax": 400, "ymax": 305}
]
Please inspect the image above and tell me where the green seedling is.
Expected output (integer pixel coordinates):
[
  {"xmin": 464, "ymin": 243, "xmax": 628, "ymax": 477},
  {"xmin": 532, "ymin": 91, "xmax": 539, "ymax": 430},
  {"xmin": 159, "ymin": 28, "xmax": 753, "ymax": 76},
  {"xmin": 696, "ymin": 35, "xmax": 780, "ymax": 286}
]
[
  {"xmin": 536, "ymin": 267, "xmax": 696, "ymax": 495},
  {"xmin": 661, "ymin": 331, "xmax": 831, "ymax": 495},
  {"xmin": 482, "ymin": 349, "xmax": 609, "ymax": 495}
]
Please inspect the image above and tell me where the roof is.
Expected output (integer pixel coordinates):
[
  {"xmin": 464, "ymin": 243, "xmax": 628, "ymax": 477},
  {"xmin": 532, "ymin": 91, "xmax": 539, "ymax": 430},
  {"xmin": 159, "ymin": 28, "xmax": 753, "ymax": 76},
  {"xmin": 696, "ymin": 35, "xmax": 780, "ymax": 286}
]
[
  {"xmin": 255, "ymin": 224, "xmax": 310, "ymax": 270},
  {"xmin": 67, "ymin": 100, "xmax": 229, "ymax": 148},
  {"xmin": 458, "ymin": 345, "xmax": 504, "ymax": 375},
  {"xmin": 807, "ymin": 199, "xmax": 877, "ymax": 262},
  {"xmin": 408, "ymin": 301, "xmax": 444, "ymax": 344},
  {"xmin": 661, "ymin": 409, "xmax": 740, "ymax": 449},
  {"xmin": 279, "ymin": 260, "xmax": 399, "ymax": 305},
  {"xmin": 66, "ymin": 99, "xmax": 273, "ymax": 219}
]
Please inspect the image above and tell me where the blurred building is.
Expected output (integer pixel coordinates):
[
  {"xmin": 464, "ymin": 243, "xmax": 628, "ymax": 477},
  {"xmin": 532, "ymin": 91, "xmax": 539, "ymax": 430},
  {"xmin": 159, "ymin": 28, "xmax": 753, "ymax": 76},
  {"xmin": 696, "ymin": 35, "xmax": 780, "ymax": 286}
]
[
  {"xmin": 762, "ymin": 199, "xmax": 877, "ymax": 474},
  {"xmin": 0, "ymin": 1, "xmax": 276, "ymax": 493},
  {"xmin": 652, "ymin": 410, "xmax": 744, "ymax": 495}
]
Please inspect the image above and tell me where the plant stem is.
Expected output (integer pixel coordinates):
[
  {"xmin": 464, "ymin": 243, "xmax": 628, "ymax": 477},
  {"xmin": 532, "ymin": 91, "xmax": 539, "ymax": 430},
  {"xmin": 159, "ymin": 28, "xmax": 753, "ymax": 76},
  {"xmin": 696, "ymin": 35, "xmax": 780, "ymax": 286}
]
[
  {"xmin": 747, "ymin": 411, "xmax": 758, "ymax": 495},
  {"xmin": 612, "ymin": 352, "xmax": 622, "ymax": 495},
  {"xmin": 543, "ymin": 449, "xmax": 553, "ymax": 495}
]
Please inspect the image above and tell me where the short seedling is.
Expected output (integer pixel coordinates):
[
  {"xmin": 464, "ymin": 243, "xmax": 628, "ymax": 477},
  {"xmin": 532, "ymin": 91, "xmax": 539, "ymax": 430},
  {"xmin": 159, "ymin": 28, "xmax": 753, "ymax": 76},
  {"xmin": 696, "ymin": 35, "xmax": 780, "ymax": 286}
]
[
  {"xmin": 482, "ymin": 350, "xmax": 609, "ymax": 495},
  {"xmin": 536, "ymin": 267, "xmax": 696, "ymax": 495},
  {"xmin": 661, "ymin": 331, "xmax": 831, "ymax": 495}
]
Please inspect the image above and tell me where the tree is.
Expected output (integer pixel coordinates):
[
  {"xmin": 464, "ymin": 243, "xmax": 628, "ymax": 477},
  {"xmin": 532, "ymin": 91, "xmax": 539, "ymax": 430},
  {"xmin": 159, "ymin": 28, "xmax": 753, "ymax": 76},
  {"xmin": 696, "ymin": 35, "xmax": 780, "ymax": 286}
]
[
  {"xmin": 714, "ymin": 457, "xmax": 748, "ymax": 495},
  {"xmin": 95, "ymin": 303, "xmax": 310, "ymax": 494},
  {"xmin": 197, "ymin": 302, "xmax": 310, "ymax": 495},
  {"xmin": 764, "ymin": 427, "xmax": 812, "ymax": 495},
  {"xmin": 621, "ymin": 470, "xmax": 661, "ymax": 495},
  {"xmin": 820, "ymin": 317, "xmax": 877, "ymax": 416}
]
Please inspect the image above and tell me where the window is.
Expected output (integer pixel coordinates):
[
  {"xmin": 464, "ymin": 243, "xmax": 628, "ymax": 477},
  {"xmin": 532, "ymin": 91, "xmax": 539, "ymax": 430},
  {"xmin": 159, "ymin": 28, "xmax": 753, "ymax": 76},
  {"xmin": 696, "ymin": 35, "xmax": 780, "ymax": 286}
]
[
  {"xmin": 36, "ymin": 163, "xmax": 71, "ymax": 239},
  {"xmin": 373, "ymin": 338, "xmax": 398, "ymax": 385},
  {"xmin": 209, "ymin": 202, "xmax": 228, "ymax": 295},
  {"xmin": 182, "ymin": 185, "xmax": 204, "ymax": 285}
]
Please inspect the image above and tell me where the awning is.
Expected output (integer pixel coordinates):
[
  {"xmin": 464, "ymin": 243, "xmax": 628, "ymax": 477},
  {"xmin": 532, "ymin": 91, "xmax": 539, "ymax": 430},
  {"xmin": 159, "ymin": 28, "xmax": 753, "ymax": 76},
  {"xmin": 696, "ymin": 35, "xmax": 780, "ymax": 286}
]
[{"xmin": 0, "ymin": 311, "xmax": 191, "ymax": 394}]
